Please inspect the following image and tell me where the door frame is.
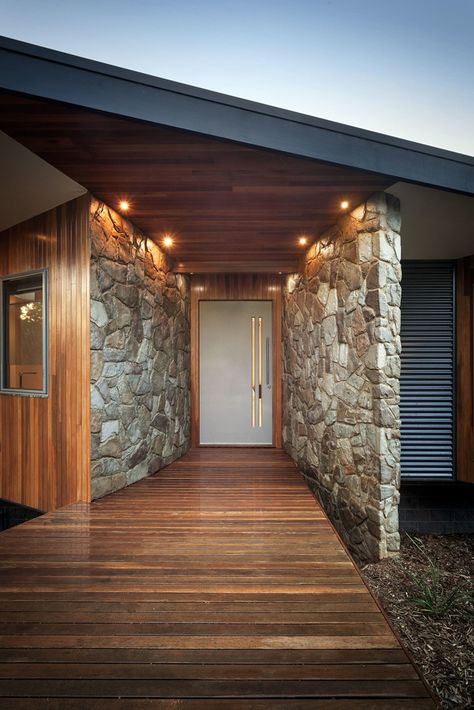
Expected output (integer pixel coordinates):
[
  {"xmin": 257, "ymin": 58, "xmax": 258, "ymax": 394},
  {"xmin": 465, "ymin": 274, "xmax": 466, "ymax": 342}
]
[{"xmin": 190, "ymin": 274, "xmax": 282, "ymax": 448}]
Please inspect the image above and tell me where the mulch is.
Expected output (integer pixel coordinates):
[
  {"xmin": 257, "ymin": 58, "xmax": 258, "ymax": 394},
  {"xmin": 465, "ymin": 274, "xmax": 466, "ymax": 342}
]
[{"xmin": 362, "ymin": 533, "xmax": 473, "ymax": 709}]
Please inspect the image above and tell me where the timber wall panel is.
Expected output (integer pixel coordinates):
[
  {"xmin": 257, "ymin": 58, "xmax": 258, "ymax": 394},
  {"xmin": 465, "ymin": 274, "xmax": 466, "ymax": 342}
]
[
  {"xmin": 456, "ymin": 257, "xmax": 474, "ymax": 483},
  {"xmin": 0, "ymin": 195, "xmax": 91, "ymax": 510}
]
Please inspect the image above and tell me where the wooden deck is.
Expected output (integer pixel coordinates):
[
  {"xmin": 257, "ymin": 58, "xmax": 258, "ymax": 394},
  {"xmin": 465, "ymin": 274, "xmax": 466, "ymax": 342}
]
[{"xmin": 0, "ymin": 448, "xmax": 434, "ymax": 708}]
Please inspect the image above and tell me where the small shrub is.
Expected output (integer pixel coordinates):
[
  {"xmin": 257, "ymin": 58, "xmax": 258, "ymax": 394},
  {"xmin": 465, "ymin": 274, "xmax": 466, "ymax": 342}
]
[{"xmin": 405, "ymin": 534, "xmax": 472, "ymax": 617}]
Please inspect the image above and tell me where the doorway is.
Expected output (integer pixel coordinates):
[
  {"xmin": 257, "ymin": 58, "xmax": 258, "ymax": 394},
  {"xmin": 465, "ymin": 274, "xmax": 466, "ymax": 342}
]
[
  {"xmin": 190, "ymin": 274, "xmax": 282, "ymax": 448},
  {"xmin": 200, "ymin": 300, "xmax": 272, "ymax": 444}
]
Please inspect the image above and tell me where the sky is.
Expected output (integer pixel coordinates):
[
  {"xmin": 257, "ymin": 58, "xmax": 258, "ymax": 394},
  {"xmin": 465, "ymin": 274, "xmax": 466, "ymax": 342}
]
[{"xmin": 1, "ymin": 0, "xmax": 473, "ymax": 156}]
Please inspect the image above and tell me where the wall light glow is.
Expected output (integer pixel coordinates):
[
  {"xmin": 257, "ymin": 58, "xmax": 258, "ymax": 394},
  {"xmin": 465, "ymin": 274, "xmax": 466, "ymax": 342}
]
[{"xmin": 119, "ymin": 200, "xmax": 130, "ymax": 212}]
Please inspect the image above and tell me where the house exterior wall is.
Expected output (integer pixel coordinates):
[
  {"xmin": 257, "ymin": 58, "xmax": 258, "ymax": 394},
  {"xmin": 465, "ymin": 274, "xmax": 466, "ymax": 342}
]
[
  {"xmin": 90, "ymin": 198, "xmax": 190, "ymax": 499},
  {"xmin": 0, "ymin": 195, "xmax": 91, "ymax": 511},
  {"xmin": 282, "ymin": 192, "xmax": 402, "ymax": 562}
]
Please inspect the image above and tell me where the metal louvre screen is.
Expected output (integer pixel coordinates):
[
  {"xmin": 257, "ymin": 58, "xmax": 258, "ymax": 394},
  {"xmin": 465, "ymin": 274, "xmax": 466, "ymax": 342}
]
[{"xmin": 400, "ymin": 261, "xmax": 455, "ymax": 479}]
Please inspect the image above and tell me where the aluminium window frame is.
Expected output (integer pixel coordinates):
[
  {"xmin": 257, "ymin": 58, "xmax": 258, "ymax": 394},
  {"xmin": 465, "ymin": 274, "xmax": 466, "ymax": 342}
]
[{"xmin": 0, "ymin": 268, "xmax": 48, "ymax": 397}]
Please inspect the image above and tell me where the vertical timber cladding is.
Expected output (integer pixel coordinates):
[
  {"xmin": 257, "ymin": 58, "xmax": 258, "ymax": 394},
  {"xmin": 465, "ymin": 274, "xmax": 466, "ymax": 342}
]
[
  {"xmin": 0, "ymin": 195, "xmax": 91, "ymax": 511},
  {"xmin": 400, "ymin": 261, "xmax": 455, "ymax": 479},
  {"xmin": 456, "ymin": 258, "xmax": 474, "ymax": 484}
]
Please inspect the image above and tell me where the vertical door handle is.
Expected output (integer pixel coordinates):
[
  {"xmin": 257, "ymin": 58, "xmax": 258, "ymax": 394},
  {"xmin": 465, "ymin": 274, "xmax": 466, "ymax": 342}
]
[
  {"xmin": 251, "ymin": 317, "xmax": 265, "ymax": 427},
  {"xmin": 251, "ymin": 316, "xmax": 256, "ymax": 427},
  {"xmin": 258, "ymin": 317, "xmax": 263, "ymax": 427},
  {"xmin": 266, "ymin": 337, "xmax": 271, "ymax": 388}
]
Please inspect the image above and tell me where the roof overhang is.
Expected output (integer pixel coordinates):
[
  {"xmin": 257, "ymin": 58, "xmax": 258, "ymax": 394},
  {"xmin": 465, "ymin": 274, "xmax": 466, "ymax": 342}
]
[{"xmin": 1, "ymin": 35, "xmax": 473, "ymax": 196}]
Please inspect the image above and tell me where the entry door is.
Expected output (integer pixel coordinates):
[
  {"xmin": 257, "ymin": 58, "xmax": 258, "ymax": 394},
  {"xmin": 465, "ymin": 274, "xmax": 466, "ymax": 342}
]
[{"xmin": 200, "ymin": 300, "xmax": 273, "ymax": 445}]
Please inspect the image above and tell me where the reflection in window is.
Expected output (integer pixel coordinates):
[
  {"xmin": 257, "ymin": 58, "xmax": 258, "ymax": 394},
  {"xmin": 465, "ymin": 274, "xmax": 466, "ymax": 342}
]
[{"xmin": 2, "ymin": 271, "xmax": 47, "ymax": 393}]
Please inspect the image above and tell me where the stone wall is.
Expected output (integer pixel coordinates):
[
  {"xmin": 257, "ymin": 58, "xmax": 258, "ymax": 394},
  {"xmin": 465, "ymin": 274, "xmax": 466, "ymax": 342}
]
[
  {"xmin": 282, "ymin": 193, "xmax": 402, "ymax": 562},
  {"xmin": 90, "ymin": 199, "xmax": 190, "ymax": 499}
]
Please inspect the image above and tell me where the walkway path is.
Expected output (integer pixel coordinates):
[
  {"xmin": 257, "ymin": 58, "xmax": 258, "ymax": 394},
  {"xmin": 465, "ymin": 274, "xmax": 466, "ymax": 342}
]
[{"xmin": 0, "ymin": 447, "xmax": 434, "ymax": 707}]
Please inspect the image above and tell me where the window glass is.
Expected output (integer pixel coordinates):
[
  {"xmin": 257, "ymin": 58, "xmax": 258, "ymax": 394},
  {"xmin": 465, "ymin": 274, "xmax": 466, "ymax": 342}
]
[{"xmin": 2, "ymin": 272, "xmax": 46, "ymax": 392}]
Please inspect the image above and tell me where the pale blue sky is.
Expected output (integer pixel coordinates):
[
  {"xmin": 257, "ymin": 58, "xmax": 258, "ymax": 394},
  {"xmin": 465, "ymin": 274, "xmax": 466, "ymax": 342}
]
[{"xmin": 1, "ymin": 0, "xmax": 473, "ymax": 155}]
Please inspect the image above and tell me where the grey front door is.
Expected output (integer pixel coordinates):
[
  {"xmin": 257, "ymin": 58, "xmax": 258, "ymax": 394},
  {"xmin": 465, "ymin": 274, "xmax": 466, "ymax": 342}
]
[{"xmin": 199, "ymin": 300, "xmax": 273, "ymax": 444}]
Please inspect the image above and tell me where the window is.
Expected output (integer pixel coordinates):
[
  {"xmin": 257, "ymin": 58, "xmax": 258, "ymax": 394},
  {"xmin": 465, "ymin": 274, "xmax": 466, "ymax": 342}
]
[{"xmin": 1, "ymin": 270, "xmax": 48, "ymax": 395}]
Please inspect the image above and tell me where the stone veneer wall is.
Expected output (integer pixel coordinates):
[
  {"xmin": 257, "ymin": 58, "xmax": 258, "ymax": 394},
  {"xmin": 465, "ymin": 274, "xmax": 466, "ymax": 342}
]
[
  {"xmin": 90, "ymin": 199, "xmax": 190, "ymax": 499},
  {"xmin": 282, "ymin": 192, "xmax": 402, "ymax": 562}
]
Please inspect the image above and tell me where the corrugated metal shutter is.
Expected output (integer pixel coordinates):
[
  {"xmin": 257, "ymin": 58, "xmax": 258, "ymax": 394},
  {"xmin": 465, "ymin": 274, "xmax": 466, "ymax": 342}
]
[{"xmin": 400, "ymin": 261, "xmax": 455, "ymax": 479}]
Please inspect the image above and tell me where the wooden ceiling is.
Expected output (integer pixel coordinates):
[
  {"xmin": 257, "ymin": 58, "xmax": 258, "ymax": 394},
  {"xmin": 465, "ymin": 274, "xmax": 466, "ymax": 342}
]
[{"xmin": 0, "ymin": 91, "xmax": 393, "ymax": 273}]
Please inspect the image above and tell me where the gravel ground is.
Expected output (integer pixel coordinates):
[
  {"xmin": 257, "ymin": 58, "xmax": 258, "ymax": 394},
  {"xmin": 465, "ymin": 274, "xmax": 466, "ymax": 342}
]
[{"xmin": 362, "ymin": 533, "xmax": 474, "ymax": 709}]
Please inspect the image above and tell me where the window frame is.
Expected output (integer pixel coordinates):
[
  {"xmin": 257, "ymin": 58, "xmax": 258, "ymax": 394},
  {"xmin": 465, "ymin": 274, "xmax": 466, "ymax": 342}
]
[{"xmin": 0, "ymin": 268, "xmax": 48, "ymax": 397}]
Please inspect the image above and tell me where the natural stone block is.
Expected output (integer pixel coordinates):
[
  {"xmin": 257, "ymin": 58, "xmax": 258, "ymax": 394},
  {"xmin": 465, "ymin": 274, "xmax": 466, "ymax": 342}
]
[
  {"xmin": 373, "ymin": 231, "xmax": 396, "ymax": 262},
  {"xmin": 365, "ymin": 289, "xmax": 388, "ymax": 317},
  {"xmin": 91, "ymin": 300, "xmax": 108, "ymax": 328},
  {"xmin": 101, "ymin": 258, "xmax": 128, "ymax": 284},
  {"xmin": 322, "ymin": 315, "xmax": 337, "ymax": 345},
  {"xmin": 106, "ymin": 296, "xmax": 132, "ymax": 329},
  {"xmin": 365, "ymin": 343, "xmax": 386, "ymax": 370},
  {"xmin": 366, "ymin": 262, "xmax": 386, "ymax": 289},
  {"xmin": 317, "ymin": 282, "xmax": 330, "ymax": 305},
  {"xmin": 90, "ymin": 351, "xmax": 104, "ymax": 382},
  {"xmin": 357, "ymin": 233, "xmax": 372, "ymax": 262},
  {"xmin": 115, "ymin": 284, "xmax": 139, "ymax": 308},
  {"xmin": 90, "ymin": 323, "xmax": 106, "ymax": 350},
  {"xmin": 326, "ymin": 288, "xmax": 338, "ymax": 315},
  {"xmin": 99, "ymin": 435, "xmax": 122, "ymax": 458},
  {"xmin": 91, "ymin": 385, "xmax": 105, "ymax": 409},
  {"xmin": 90, "ymin": 408, "xmax": 103, "ymax": 434},
  {"xmin": 339, "ymin": 260, "xmax": 363, "ymax": 291},
  {"xmin": 100, "ymin": 419, "xmax": 120, "ymax": 442}
]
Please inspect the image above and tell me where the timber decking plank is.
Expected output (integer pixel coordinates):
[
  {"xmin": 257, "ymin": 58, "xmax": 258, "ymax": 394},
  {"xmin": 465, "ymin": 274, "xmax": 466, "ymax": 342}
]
[
  {"xmin": 0, "ymin": 678, "xmax": 429, "ymax": 697},
  {"xmin": 0, "ymin": 448, "xmax": 433, "ymax": 706},
  {"xmin": 1, "ymin": 700, "xmax": 438, "ymax": 710},
  {"xmin": 0, "ymin": 622, "xmax": 392, "ymax": 636},
  {"xmin": 0, "ymin": 612, "xmax": 384, "ymax": 622},
  {"xmin": 0, "ymin": 662, "xmax": 419, "ymax": 680},
  {"xmin": 0, "ymin": 648, "xmax": 411, "ymax": 663}
]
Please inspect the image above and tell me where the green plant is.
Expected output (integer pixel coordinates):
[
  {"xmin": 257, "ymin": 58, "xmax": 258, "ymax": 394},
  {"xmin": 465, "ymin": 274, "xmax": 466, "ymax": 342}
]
[{"xmin": 405, "ymin": 534, "xmax": 472, "ymax": 617}]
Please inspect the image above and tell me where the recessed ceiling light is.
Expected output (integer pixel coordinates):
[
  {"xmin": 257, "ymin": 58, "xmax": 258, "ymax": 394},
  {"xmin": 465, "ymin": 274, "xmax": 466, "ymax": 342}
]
[
  {"xmin": 298, "ymin": 236, "xmax": 308, "ymax": 246},
  {"xmin": 119, "ymin": 200, "xmax": 130, "ymax": 212},
  {"xmin": 340, "ymin": 200, "xmax": 349, "ymax": 210},
  {"xmin": 163, "ymin": 235, "xmax": 174, "ymax": 248}
]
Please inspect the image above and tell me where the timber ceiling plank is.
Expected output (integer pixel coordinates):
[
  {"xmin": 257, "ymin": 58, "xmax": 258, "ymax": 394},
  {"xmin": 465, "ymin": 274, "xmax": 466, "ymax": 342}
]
[{"xmin": 0, "ymin": 91, "xmax": 392, "ymax": 272}]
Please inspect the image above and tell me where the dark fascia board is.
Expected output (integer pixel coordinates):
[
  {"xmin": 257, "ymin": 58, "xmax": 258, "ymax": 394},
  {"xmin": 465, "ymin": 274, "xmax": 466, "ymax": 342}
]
[{"xmin": 0, "ymin": 35, "xmax": 473, "ymax": 195}]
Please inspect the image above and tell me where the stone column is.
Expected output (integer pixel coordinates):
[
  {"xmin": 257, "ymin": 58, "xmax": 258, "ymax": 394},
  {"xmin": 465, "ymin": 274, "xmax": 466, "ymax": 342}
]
[
  {"xmin": 282, "ymin": 192, "xmax": 401, "ymax": 562},
  {"xmin": 89, "ymin": 199, "xmax": 191, "ymax": 500}
]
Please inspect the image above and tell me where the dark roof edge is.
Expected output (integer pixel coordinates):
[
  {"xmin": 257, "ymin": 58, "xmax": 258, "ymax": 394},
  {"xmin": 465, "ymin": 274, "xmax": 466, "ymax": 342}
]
[{"xmin": 1, "ymin": 35, "xmax": 473, "ymax": 194}]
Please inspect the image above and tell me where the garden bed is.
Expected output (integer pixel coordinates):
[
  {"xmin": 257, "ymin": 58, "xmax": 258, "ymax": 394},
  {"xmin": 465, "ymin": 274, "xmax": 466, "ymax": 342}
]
[{"xmin": 362, "ymin": 533, "xmax": 473, "ymax": 709}]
